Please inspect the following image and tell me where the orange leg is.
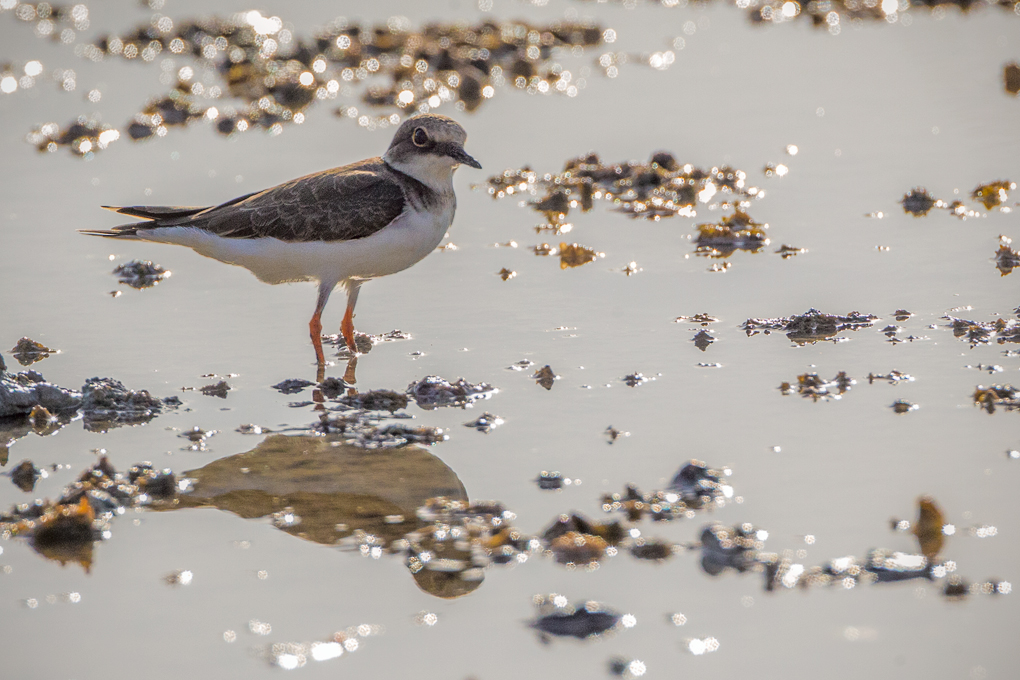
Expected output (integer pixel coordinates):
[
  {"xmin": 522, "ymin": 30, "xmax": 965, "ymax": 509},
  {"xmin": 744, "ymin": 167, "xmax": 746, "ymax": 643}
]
[
  {"xmin": 340, "ymin": 281, "xmax": 362, "ymax": 354},
  {"xmin": 309, "ymin": 310, "xmax": 325, "ymax": 366},
  {"xmin": 310, "ymin": 281, "xmax": 336, "ymax": 368}
]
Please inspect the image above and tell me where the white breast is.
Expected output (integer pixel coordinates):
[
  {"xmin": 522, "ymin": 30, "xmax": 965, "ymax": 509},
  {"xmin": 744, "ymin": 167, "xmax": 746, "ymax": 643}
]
[{"xmin": 136, "ymin": 199, "xmax": 456, "ymax": 288}]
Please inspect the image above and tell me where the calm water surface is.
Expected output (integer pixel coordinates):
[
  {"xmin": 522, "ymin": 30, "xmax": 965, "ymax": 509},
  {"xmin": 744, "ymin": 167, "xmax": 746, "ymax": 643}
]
[{"xmin": 1, "ymin": 0, "xmax": 1018, "ymax": 678}]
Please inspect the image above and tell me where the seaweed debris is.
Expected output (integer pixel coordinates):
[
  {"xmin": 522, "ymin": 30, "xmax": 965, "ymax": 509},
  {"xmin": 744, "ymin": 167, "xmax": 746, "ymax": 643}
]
[
  {"xmin": 901, "ymin": 187, "xmax": 942, "ymax": 216},
  {"xmin": 18, "ymin": 11, "xmax": 604, "ymax": 156},
  {"xmin": 113, "ymin": 259, "xmax": 169, "ymax": 289},
  {"xmin": 482, "ymin": 153, "xmax": 762, "ymax": 232},
  {"xmin": 601, "ymin": 460, "xmax": 734, "ymax": 522},
  {"xmin": 972, "ymin": 384, "xmax": 1019, "ymax": 414},
  {"xmin": 779, "ymin": 372, "xmax": 855, "ymax": 401},
  {"xmin": 10, "ymin": 337, "xmax": 57, "ymax": 366},
  {"xmin": 592, "ymin": 0, "xmax": 1020, "ymax": 34},
  {"xmin": 532, "ymin": 365, "xmax": 559, "ymax": 390},
  {"xmin": 901, "ymin": 181, "xmax": 1014, "ymax": 218},
  {"xmin": 994, "ymin": 236, "xmax": 1020, "ymax": 276},
  {"xmin": 945, "ymin": 315, "xmax": 1020, "ymax": 347},
  {"xmin": 0, "ymin": 456, "xmax": 179, "ymax": 572},
  {"xmin": 972, "ymin": 180, "xmax": 1015, "ymax": 210},
  {"xmin": 867, "ymin": 370, "xmax": 914, "ymax": 385},
  {"xmin": 694, "ymin": 209, "xmax": 769, "ymax": 258},
  {"xmin": 558, "ymin": 242, "xmax": 604, "ymax": 269},
  {"xmin": 775, "ymin": 244, "xmax": 806, "ymax": 259},
  {"xmin": 675, "ymin": 313, "xmax": 718, "ymax": 326},
  {"xmin": 742, "ymin": 308, "xmax": 878, "ymax": 342}
]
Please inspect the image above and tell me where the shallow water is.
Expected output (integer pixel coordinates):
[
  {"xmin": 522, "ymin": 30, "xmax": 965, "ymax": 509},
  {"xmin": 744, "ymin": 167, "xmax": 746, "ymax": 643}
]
[{"xmin": 2, "ymin": 1, "xmax": 1019, "ymax": 678}]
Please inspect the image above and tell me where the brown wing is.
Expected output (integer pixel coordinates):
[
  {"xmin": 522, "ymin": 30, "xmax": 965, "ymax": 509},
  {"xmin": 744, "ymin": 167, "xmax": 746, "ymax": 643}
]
[{"xmin": 102, "ymin": 158, "xmax": 408, "ymax": 243}]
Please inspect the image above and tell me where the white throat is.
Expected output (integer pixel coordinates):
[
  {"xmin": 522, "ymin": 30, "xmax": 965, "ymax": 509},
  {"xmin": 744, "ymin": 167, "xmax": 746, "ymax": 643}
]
[{"xmin": 383, "ymin": 150, "xmax": 457, "ymax": 194}]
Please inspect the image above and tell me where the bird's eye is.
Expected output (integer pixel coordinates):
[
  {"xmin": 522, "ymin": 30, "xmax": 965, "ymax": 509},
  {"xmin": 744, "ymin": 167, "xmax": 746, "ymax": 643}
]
[{"xmin": 412, "ymin": 127, "xmax": 429, "ymax": 147}]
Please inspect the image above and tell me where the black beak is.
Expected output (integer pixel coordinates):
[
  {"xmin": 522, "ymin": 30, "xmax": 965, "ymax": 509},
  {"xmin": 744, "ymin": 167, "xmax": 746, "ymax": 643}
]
[{"xmin": 441, "ymin": 142, "xmax": 482, "ymax": 169}]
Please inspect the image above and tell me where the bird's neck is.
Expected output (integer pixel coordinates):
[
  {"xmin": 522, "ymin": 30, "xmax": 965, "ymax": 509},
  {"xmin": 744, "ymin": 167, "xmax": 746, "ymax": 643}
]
[{"xmin": 383, "ymin": 151, "xmax": 456, "ymax": 195}]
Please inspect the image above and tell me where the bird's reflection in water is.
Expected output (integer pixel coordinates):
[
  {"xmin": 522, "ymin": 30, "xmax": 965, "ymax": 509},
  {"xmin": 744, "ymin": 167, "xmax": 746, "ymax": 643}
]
[{"xmin": 175, "ymin": 433, "xmax": 483, "ymax": 598}]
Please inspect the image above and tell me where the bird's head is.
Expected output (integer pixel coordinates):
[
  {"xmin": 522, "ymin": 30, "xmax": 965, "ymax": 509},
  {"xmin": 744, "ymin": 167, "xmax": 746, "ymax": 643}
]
[{"xmin": 383, "ymin": 114, "xmax": 481, "ymax": 191}]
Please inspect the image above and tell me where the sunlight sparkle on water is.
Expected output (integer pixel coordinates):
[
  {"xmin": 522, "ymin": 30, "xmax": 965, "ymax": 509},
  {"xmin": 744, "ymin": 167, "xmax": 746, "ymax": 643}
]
[{"xmin": 311, "ymin": 642, "xmax": 344, "ymax": 661}]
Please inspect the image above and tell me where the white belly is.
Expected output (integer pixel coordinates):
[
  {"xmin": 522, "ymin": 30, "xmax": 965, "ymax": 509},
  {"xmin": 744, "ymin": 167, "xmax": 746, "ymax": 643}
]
[{"xmin": 136, "ymin": 204, "xmax": 455, "ymax": 287}]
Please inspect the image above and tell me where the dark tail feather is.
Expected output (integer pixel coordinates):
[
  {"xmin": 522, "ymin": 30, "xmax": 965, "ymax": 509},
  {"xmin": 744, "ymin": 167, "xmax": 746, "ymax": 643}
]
[
  {"xmin": 102, "ymin": 205, "xmax": 208, "ymax": 220},
  {"xmin": 79, "ymin": 225, "xmax": 141, "ymax": 237}
]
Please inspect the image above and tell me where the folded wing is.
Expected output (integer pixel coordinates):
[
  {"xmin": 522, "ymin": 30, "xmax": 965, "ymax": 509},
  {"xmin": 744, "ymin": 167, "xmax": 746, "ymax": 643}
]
[{"xmin": 87, "ymin": 159, "xmax": 407, "ymax": 243}]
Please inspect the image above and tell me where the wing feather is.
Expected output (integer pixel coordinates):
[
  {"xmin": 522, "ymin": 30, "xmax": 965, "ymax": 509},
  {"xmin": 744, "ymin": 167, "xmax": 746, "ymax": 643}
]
[{"xmin": 93, "ymin": 159, "xmax": 407, "ymax": 243}]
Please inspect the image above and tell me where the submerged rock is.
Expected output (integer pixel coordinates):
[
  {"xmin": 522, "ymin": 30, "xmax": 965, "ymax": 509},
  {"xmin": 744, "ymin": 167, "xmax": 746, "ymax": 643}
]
[
  {"xmin": 0, "ymin": 370, "xmax": 82, "ymax": 418},
  {"xmin": 81, "ymin": 377, "xmax": 181, "ymax": 431}
]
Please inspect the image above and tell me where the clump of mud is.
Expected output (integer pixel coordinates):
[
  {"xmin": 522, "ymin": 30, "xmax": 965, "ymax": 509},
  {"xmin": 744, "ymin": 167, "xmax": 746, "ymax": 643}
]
[
  {"xmin": 1006, "ymin": 62, "xmax": 1020, "ymax": 96},
  {"xmin": 113, "ymin": 259, "xmax": 170, "ymax": 289},
  {"xmin": 464, "ymin": 412, "xmax": 503, "ymax": 433},
  {"xmin": 80, "ymin": 377, "xmax": 181, "ymax": 432},
  {"xmin": 994, "ymin": 236, "xmax": 1020, "ymax": 276},
  {"xmin": 0, "ymin": 369, "xmax": 82, "ymax": 418},
  {"xmin": 406, "ymin": 375, "xmax": 497, "ymax": 410},
  {"xmin": 742, "ymin": 308, "xmax": 878, "ymax": 343},
  {"xmin": 529, "ymin": 595, "xmax": 623, "ymax": 641},
  {"xmin": 779, "ymin": 372, "xmax": 855, "ymax": 401},
  {"xmin": 9, "ymin": 338, "xmax": 58, "ymax": 367},
  {"xmin": 0, "ymin": 368, "xmax": 180, "ymax": 459},
  {"xmin": 319, "ymin": 415, "xmax": 447, "ymax": 448},
  {"xmin": 945, "ymin": 314, "xmax": 1020, "ymax": 347}
]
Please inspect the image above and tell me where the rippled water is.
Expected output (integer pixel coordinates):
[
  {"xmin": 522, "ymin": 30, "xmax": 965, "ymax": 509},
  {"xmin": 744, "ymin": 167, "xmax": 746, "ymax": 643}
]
[{"xmin": 2, "ymin": 1, "xmax": 1019, "ymax": 678}]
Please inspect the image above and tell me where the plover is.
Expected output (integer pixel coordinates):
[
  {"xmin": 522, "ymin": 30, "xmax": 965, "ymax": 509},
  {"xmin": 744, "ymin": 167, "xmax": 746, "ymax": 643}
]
[{"xmin": 81, "ymin": 114, "xmax": 481, "ymax": 366}]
